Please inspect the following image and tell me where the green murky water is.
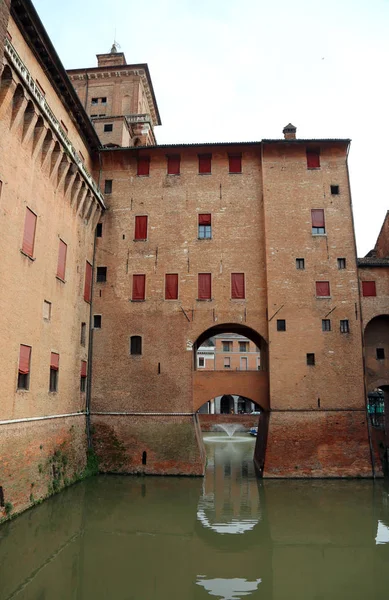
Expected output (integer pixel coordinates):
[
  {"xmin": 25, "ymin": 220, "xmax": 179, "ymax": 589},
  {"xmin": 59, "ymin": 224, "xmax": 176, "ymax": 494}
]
[{"xmin": 1, "ymin": 433, "xmax": 389, "ymax": 599}]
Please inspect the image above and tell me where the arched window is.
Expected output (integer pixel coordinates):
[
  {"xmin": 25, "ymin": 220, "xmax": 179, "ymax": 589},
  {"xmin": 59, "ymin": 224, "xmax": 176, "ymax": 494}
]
[{"xmin": 130, "ymin": 335, "xmax": 142, "ymax": 355}]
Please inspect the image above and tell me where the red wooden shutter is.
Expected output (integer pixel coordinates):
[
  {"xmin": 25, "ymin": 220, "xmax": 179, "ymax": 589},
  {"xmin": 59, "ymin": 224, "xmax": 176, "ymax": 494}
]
[
  {"xmin": 362, "ymin": 281, "xmax": 376, "ymax": 297},
  {"xmin": 22, "ymin": 208, "xmax": 37, "ymax": 257},
  {"xmin": 198, "ymin": 214, "xmax": 211, "ymax": 225},
  {"xmin": 307, "ymin": 150, "xmax": 320, "ymax": 168},
  {"xmin": 316, "ymin": 281, "xmax": 330, "ymax": 297},
  {"xmin": 167, "ymin": 155, "xmax": 180, "ymax": 175},
  {"xmin": 132, "ymin": 274, "xmax": 145, "ymax": 300},
  {"xmin": 137, "ymin": 157, "xmax": 150, "ymax": 176},
  {"xmin": 81, "ymin": 360, "xmax": 87, "ymax": 377},
  {"xmin": 56, "ymin": 240, "xmax": 67, "ymax": 280},
  {"xmin": 311, "ymin": 209, "xmax": 325, "ymax": 228},
  {"xmin": 165, "ymin": 274, "xmax": 178, "ymax": 300},
  {"xmin": 229, "ymin": 154, "xmax": 242, "ymax": 173},
  {"xmin": 19, "ymin": 345, "xmax": 31, "ymax": 374},
  {"xmin": 50, "ymin": 352, "xmax": 59, "ymax": 370},
  {"xmin": 231, "ymin": 273, "xmax": 245, "ymax": 299},
  {"xmin": 84, "ymin": 261, "xmax": 92, "ymax": 302},
  {"xmin": 135, "ymin": 216, "xmax": 148, "ymax": 240},
  {"xmin": 198, "ymin": 273, "xmax": 211, "ymax": 299},
  {"xmin": 198, "ymin": 154, "xmax": 212, "ymax": 174}
]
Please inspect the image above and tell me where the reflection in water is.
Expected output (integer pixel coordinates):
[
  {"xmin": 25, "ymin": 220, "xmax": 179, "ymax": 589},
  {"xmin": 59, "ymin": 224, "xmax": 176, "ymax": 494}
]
[
  {"xmin": 1, "ymin": 437, "xmax": 389, "ymax": 599},
  {"xmin": 198, "ymin": 434, "xmax": 260, "ymax": 534}
]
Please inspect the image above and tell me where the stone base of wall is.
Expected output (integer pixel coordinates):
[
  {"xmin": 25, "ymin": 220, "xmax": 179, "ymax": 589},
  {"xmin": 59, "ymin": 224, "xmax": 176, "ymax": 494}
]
[
  {"xmin": 198, "ymin": 414, "xmax": 260, "ymax": 431},
  {"xmin": 261, "ymin": 410, "xmax": 373, "ymax": 478},
  {"xmin": 0, "ymin": 416, "xmax": 88, "ymax": 520},
  {"xmin": 91, "ymin": 414, "xmax": 205, "ymax": 475}
]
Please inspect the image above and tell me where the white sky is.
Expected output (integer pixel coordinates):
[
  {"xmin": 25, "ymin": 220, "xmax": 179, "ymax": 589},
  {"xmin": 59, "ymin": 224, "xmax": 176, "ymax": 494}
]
[{"xmin": 33, "ymin": 0, "xmax": 389, "ymax": 255}]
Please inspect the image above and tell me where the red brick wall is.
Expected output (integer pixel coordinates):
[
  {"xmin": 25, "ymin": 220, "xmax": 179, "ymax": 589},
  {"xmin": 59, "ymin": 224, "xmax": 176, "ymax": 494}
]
[{"xmin": 0, "ymin": 0, "xmax": 10, "ymax": 74}]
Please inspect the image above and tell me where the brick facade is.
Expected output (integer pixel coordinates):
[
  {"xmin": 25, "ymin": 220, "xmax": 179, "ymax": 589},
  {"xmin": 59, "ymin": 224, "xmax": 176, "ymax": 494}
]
[{"xmin": 0, "ymin": 0, "xmax": 10, "ymax": 73}]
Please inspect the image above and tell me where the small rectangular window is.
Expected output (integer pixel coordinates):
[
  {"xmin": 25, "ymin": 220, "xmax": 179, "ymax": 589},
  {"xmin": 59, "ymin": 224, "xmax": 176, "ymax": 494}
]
[
  {"xmin": 81, "ymin": 322, "xmax": 86, "ymax": 346},
  {"xmin": 228, "ymin": 154, "xmax": 242, "ymax": 173},
  {"xmin": 306, "ymin": 149, "xmax": 320, "ymax": 169},
  {"xmin": 322, "ymin": 319, "xmax": 331, "ymax": 331},
  {"xmin": 22, "ymin": 207, "xmax": 37, "ymax": 257},
  {"xmin": 91, "ymin": 98, "xmax": 98, "ymax": 105},
  {"xmin": 135, "ymin": 215, "xmax": 148, "ymax": 240},
  {"xmin": 198, "ymin": 214, "xmax": 212, "ymax": 239},
  {"xmin": 132, "ymin": 274, "xmax": 146, "ymax": 301},
  {"xmin": 96, "ymin": 266, "xmax": 107, "ymax": 283},
  {"xmin": 18, "ymin": 345, "xmax": 31, "ymax": 390},
  {"xmin": 239, "ymin": 342, "xmax": 249, "ymax": 352},
  {"xmin": 231, "ymin": 273, "xmax": 245, "ymax": 299},
  {"xmin": 224, "ymin": 357, "xmax": 231, "ymax": 369},
  {"xmin": 337, "ymin": 258, "xmax": 346, "ymax": 269},
  {"xmin": 296, "ymin": 258, "xmax": 305, "ymax": 270},
  {"xmin": 84, "ymin": 262, "xmax": 92, "ymax": 302},
  {"xmin": 94, "ymin": 315, "xmax": 102, "ymax": 329},
  {"xmin": 137, "ymin": 157, "xmax": 150, "ymax": 176},
  {"xmin": 316, "ymin": 281, "xmax": 330, "ymax": 297},
  {"xmin": 165, "ymin": 274, "xmax": 178, "ymax": 300},
  {"xmin": 198, "ymin": 357, "xmax": 205, "ymax": 367},
  {"xmin": 198, "ymin": 273, "xmax": 211, "ymax": 300},
  {"xmin": 49, "ymin": 352, "xmax": 59, "ymax": 392},
  {"xmin": 223, "ymin": 341, "xmax": 232, "ymax": 352},
  {"xmin": 56, "ymin": 239, "xmax": 67, "ymax": 281},
  {"xmin": 306, "ymin": 353, "xmax": 315, "ymax": 366},
  {"xmin": 104, "ymin": 124, "xmax": 113, "ymax": 132},
  {"xmin": 311, "ymin": 209, "xmax": 325, "ymax": 235},
  {"xmin": 376, "ymin": 348, "xmax": 385, "ymax": 360},
  {"xmin": 198, "ymin": 154, "xmax": 212, "ymax": 174},
  {"xmin": 331, "ymin": 185, "xmax": 339, "ymax": 195},
  {"xmin": 130, "ymin": 335, "xmax": 142, "ymax": 355},
  {"xmin": 80, "ymin": 361, "xmax": 87, "ymax": 392},
  {"xmin": 96, "ymin": 223, "xmax": 103, "ymax": 238},
  {"xmin": 362, "ymin": 281, "xmax": 376, "ymax": 297},
  {"xmin": 277, "ymin": 319, "xmax": 286, "ymax": 331},
  {"xmin": 167, "ymin": 155, "xmax": 180, "ymax": 175},
  {"xmin": 104, "ymin": 179, "xmax": 112, "ymax": 194},
  {"xmin": 101, "ymin": 97, "xmax": 107, "ymax": 104},
  {"xmin": 340, "ymin": 320, "xmax": 350, "ymax": 333},
  {"xmin": 43, "ymin": 300, "xmax": 51, "ymax": 321}
]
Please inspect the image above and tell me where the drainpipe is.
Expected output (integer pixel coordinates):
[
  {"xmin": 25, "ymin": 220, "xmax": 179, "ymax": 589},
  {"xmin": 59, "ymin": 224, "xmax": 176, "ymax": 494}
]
[{"xmin": 85, "ymin": 229, "xmax": 97, "ymax": 450}]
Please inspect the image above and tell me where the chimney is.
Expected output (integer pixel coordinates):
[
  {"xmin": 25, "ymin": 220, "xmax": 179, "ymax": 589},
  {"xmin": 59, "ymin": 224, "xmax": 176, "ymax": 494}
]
[{"xmin": 283, "ymin": 123, "xmax": 297, "ymax": 140}]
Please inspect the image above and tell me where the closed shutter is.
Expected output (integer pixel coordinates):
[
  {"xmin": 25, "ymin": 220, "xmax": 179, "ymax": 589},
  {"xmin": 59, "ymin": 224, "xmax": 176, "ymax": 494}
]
[
  {"xmin": 311, "ymin": 209, "xmax": 325, "ymax": 228},
  {"xmin": 84, "ymin": 261, "xmax": 92, "ymax": 302},
  {"xmin": 81, "ymin": 360, "xmax": 87, "ymax": 377},
  {"xmin": 167, "ymin": 155, "xmax": 180, "ymax": 175},
  {"xmin": 135, "ymin": 216, "xmax": 148, "ymax": 240},
  {"xmin": 165, "ymin": 274, "xmax": 178, "ymax": 299},
  {"xmin": 307, "ymin": 150, "xmax": 320, "ymax": 168},
  {"xmin": 198, "ymin": 273, "xmax": 211, "ymax": 299},
  {"xmin": 231, "ymin": 273, "xmax": 245, "ymax": 299},
  {"xmin": 362, "ymin": 281, "xmax": 376, "ymax": 297},
  {"xmin": 132, "ymin": 274, "xmax": 146, "ymax": 300},
  {"xmin": 198, "ymin": 154, "xmax": 212, "ymax": 174},
  {"xmin": 50, "ymin": 352, "xmax": 59, "ymax": 370},
  {"xmin": 137, "ymin": 157, "xmax": 150, "ymax": 176},
  {"xmin": 228, "ymin": 154, "xmax": 242, "ymax": 173},
  {"xmin": 198, "ymin": 214, "xmax": 211, "ymax": 225},
  {"xmin": 19, "ymin": 345, "xmax": 31, "ymax": 374},
  {"xmin": 56, "ymin": 240, "xmax": 67, "ymax": 280},
  {"xmin": 316, "ymin": 281, "xmax": 330, "ymax": 297},
  {"xmin": 22, "ymin": 208, "xmax": 37, "ymax": 257}
]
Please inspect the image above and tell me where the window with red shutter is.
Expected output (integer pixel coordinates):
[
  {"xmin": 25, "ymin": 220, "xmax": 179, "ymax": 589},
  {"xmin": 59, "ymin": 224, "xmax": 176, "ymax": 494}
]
[
  {"xmin": 49, "ymin": 352, "xmax": 59, "ymax": 392},
  {"xmin": 80, "ymin": 360, "xmax": 87, "ymax": 392},
  {"xmin": 311, "ymin": 209, "xmax": 325, "ymax": 234},
  {"xmin": 228, "ymin": 154, "xmax": 242, "ymax": 173},
  {"xmin": 165, "ymin": 274, "xmax": 178, "ymax": 300},
  {"xmin": 362, "ymin": 281, "xmax": 376, "ymax": 297},
  {"xmin": 132, "ymin": 274, "xmax": 146, "ymax": 300},
  {"xmin": 134, "ymin": 216, "xmax": 148, "ymax": 240},
  {"xmin": 231, "ymin": 273, "xmax": 245, "ymax": 299},
  {"xmin": 306, "ymin": 150, "xmax": 320, "ymax": 169},
  {"xmin": 56, "ymin": 240, "xmax": 67, "ymax": 281},
  {"xmin": 18, "ymin": 345, "xmax": 31, "ymax": 390},
  {"xmin": 198, "ymin": 273, "xmax": 211, "ymax": 300},
  {"xmin": 198, "ymin": 214, "xmax": 212, "ymax": 239},
  {"xmin": 167, "ymin": 155, "xmax": 180, "ymax": 175},
  {"xmin": 137, "ymin": 157, "xmax": 150, "ymax": 176},
  {"xmin": 198, "ymin": 154, "xmax": 212, "ymax": 174},
  {"xmin": 316, "ymin": 281, "xmax": 330, "ymax": 297},
  {"xmin": 22, "ymin": 208, "xmax": 37, "ymax": 257},
  {"xmin": 84, "ymin": 261, "xmax": 92, "ymax": 303}
]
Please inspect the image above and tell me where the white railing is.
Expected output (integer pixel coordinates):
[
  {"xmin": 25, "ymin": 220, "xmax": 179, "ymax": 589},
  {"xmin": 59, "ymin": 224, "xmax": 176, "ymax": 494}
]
[
  {"xmin": 126, "ymin": 113, "xmax": 152, "ymax": 124},
  {"xmin": 4, "ymin": 39, "xmax": 105, "ymax": 208}
]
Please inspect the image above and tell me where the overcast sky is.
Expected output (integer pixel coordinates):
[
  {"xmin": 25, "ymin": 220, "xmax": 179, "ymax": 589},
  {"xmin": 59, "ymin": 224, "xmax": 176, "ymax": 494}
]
[{"xmin": 34, "ymin": 0, "xmax": 389, "ymax": 255}]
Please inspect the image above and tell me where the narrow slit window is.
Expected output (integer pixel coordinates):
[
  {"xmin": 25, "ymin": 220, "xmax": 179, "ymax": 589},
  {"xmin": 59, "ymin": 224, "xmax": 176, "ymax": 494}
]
[
  {"xmin": 80, "ymin": 361, "xmax": 87, "ymax": 392},
  {"xmin": 311, "ymin": 209, "xmax": 325, "ymax": 234},
  {"xmin": 137, "ymin": 157, "xmax": 150, "ymax": 176},
  {"xmin": 130, "ymin": 335, "xmax": 142, "ymax": 355},
  {"xmin": 198, "ymin": 154, "xmax": 212, "ymax": 174},
  {"xmin": 231, "ymin": 273, "xmax": 245, "ymax": 299},
  {"xmin": 18, "ymin": 345, "xmax": 31, "ymax": 390},
  {"xmin": 167, "ymin": 155, "xmax": 180, "ymax": 175},
  {"xmin": 49, "ymin": 352, "xmax": 59, "ymax": 392},
  {"xmin": 198, "ymin": 273, "xmax": 211, "ymax": 300},
  {"xmin": 81, "ymin": 322, "xmax": 86, "ymax": 346},
  {"xmin": 134, "ymin": 216, "xmax": 148, "ymax": 240},
  {"xmin": 198, "ymin": 214, "xmax": 212, "ymax": 239},
  {"xmin": 306, "ymin": 149, "xmax": 320, "ymax": 169},
  {"xmin": 296, "ymin": 258, "xmax": 305, "ymax": 270},
  {"xmin": 22, "ymin": 207, "xmax": 37, "ymax": 257},
  {"xmin": 165, "ymin": 274, "xmax": 178, "ymax": 300},
  {"xmin": 316, "ymin": 281, "xmax": 330, "ymax": 297},
  {"xmin": 228, "ymin": 154, "xmax": 242, "ymax": 173},
  {"xmin": 96, "ymin": 223, "xmax": 103, "ymax": 238},
  {"xmin": 132, "ymin": 274, "xmax": 146, "ymax": 301}
]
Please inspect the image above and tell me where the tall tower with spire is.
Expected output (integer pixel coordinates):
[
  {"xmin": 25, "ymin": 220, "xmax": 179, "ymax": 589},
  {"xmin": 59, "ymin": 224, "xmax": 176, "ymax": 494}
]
[{"xmin": 67, "ymin": 45, "xmax": 161, "ymax": 147}]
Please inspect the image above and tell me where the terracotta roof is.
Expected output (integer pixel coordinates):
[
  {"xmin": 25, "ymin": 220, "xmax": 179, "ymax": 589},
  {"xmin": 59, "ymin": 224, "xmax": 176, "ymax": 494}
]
[{"xmin": 358, "ymin": 257, "xmax": 389, "ymax": 267}]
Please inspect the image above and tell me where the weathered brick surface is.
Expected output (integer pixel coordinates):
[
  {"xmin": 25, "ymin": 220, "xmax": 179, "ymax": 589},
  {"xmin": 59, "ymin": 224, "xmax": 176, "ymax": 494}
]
[
  {"xmin": 198, "ymin": 413, "xmax": 260, "ymax": 431},
  {"xmin": 0, "ymin": 0, "xmax": 10, "ymax": 73}
]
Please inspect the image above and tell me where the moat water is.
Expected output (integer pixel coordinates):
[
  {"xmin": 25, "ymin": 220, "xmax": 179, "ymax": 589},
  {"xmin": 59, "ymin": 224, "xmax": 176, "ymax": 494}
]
[{"xmin": 1, "ymin": 433, "xmax": 389, "ymax": 599}]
